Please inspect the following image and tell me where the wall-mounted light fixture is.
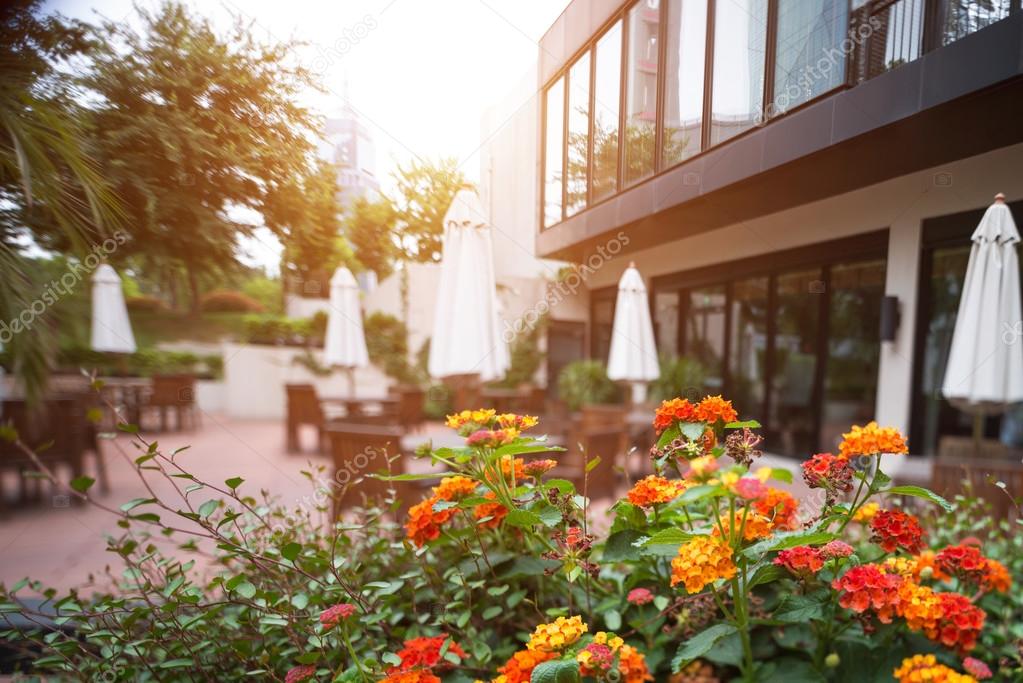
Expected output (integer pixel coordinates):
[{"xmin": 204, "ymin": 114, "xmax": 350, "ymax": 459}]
[{"xmin": 880, "ymin": 295, "xmax": 900, "ymax": 342}]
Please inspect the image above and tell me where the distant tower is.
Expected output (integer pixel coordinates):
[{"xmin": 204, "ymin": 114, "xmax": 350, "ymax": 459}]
[{"xmin": 318, "ymin": 79, "xmax": 380, "ymax": 208}]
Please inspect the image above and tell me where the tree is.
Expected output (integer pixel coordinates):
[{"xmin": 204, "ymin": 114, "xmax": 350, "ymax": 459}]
[
  {"xmin": 0, "ymin": 0, "xmax": 122, "ymax": 400},
  {"xmin": 343, "ymin": 195, "xmax": 398, "ymax": 279},
  {"xmin": 84, "ymin": 1, "xmax": 319, "ymax": 313},
  {"xmin": 392, "ymin": 157, "xmax": 468, "ymax": 264}
]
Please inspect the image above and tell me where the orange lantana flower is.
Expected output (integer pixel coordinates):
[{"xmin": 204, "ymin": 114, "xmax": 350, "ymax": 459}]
[
  {"xmin": 473, "ymin": 491, "xmax": 507, "ymax": 528},
  {"xmin": 379, "ymin": 671, "xmax": 441, "ymax": 683},
  {"xmin": 838, "ymin": 421, "xmax": 908, "ymax": 458},
  {"xmin": 493, "ymin": 649, "xmax": 556, "ymax": 683},
  {"xmin": 653, "ymin": 398, "xmax": 696, "ymax": 434},
  {"xmin": 432, "ymin": 476, "xmax": 478, "ymax": 501},
  {"xmin": 712, "ymin": 510, "xmax": 773, "ymax": 542},
  {"xmin": 526, "ymin": 615, "xmax": 587, "ymax": 652},
  {"xmin": 694, "ymin": 395, "xmax": 738, "ymax": 425},
  {"xmin": 753, "ymin": 487, "xmax": 799, "ymax": 530},
  {"xmin": 626, "ymin": 475, "xmax": 687, "ymax": 507},
  {"xmin": 894, "ymin": 655, "xmax": 977, "ymax": 683},
  {"xmin": 670, "ymin": 536, "xmax": 736, "ymax": 593}
]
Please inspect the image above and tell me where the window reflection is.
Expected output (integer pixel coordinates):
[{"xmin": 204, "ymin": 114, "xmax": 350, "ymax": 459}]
[
  {"xmin": 624, "ymin": 1, "xmax": 660, "ymax": 186},
  {"xmin": 820, "ymin": 260, "xmax": 886, "ymax": 452},
  {"xmin": 591, "ymin": 22, "xmax": 621, "ymax": 203},
  {"xmin": 685, "ymin": 285, "xmax": 727, "ymax": 392},
  {"xmin": 543, "ymin": 77, "xmax": 564, "ymax": 228},
  {"xmin": 654, "ymin": 290, "xmax": 681, "ymax": 355},
  {"xmin": 662, "ymin": 0, "xmax": 707, "ymax": 166},
  {"xmin": 730, "ymin": 277, "xmax": 769, "ymax": 419},
  {"xmin": 772, "ymin": 0, "xmax": 846, "ymax": 113},
  {"xmin": 566, "ymin": 53, "xmax": 591, "ymax": 217},
  {"xmin": 939, "ymin": 0, "xmax": 1011, "ymax": 46},
  {"xmin": 710, "ymin": 0, "xmax": 768, "ymax": 145},
  {"xmin": 769, "ymin": 269, "xmax": 820, "ymax": 457}
]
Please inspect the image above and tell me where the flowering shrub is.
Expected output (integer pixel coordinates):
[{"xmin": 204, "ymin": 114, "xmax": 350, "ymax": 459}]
[{"xmin": 0, "ymin": 388, "xmax": 1017, "ymax": 681}]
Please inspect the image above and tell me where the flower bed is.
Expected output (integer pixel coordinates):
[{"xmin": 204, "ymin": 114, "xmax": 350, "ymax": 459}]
[{"xmin": 0, "ymin": 394, "xmax": 1019, "ymax": 681}]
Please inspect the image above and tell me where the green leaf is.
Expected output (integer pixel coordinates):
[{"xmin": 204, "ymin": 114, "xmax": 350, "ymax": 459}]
[
  {"xmin": 672, "ymin": 623, "xmax": 738, "ymax": 672},
  {"xmin": 119, "ymin": 497, "xmax": 156, "ymax": 512},
  {"xmin": 656, "ymin": 424, "xmax": 681, "ymax": 449},
  {"xmin": 382, "ymin": 653, "xmax": 402, "ymax": 667},
  {"xmin": 603, "ymin": 608, "xmax": 621, "ymax": 631},
  {"xmin": 603, "ymin": 529, "xmax": 645, "ymax": 561},
  {"xmin": 680, "ymin": 422, "xmax": 707, "ymax": 441},
  {"xmin": 70, "ymin": 476, "xmax": 95, "ymax": 493},
  {"xmin": 535, "ymin": 505, "xmax": 563, "ymax": 528},
  {"xmin": 642, "ymin": 527, "xmax": 698, "ymax": 547},
  {"xmin": 482, "ymin": 605, "xmax": 502, "ymax": 620},
  {"xmin": 678, "ymin": 484, "xmax": 719, "ymax": 504},
  {"xmin": 585, "ymin": 456, "xmax": 601, "ymax": 473},
  {"xmin": 531, "ymin": 658, "xmax": 580, "ymax": 683},
  {"xmin": 724, "ymin": 420, "xmax": 761, "ymax": 429},
  {"xmin": 742, "ymin": 527, "xmax": 836, "ymax": 559},
  {"xmin": 747, "ymin": 563, "xmax": 787, "ymax": 589},
  {"xmin": 765, "ymin": 467, "xmax": 793, "ymax": 484},
  {"xmin": 883, "ymin": 485, "xmax": 953, "ymax": 512},
  {"xmin": 281, "ymin": 543, "xmax": 301, "ymax": 562},
  {"xmin": 233, "ymin": 581, "xmax": 256, "ymax": 599},
  {"xmin": 198, "ymin": 500, "xmax": 218, "ymax": 518},
  {"xmin": 774, "ymin": 594, "xmax": 826, "ymax": 623},
  {"xmin": 505, "ymin": 509, "xmax": 542, "ymax": 528},
  {"xmin": 224, "ymin": 477, "xmax": 244, "ymax": 490}
]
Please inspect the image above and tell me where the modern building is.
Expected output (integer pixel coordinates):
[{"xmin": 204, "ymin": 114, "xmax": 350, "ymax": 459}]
[{"xmin": 526, "ymin": 0, "xmax": 1023, "ymax": 457}]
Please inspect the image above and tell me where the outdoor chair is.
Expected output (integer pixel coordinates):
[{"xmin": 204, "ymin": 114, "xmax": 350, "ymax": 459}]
[
  {"xmin": 325, "ymin": 422, "xmax": 415, "ymax": 518},
  {"xmin": 390, "ymin": 385, "xmax": 425, "ymax": 431},
  {"xmin": 558, "ymin": 405, "xmax": 630, "ymax": 500},
  {"xmin": 143, "ymin": 374, "xmax": 199, "ymax": 432},
  {"xmin": 0, "ymin": 398, "xmax": 88, "ymax": 511},
  {"xmin": 931, "ymin": 446, "xmax": 1023, "ymax": 521},
  {"xmin": 285, "ymin": 384, "xmax": 328, "ymax": 452}
]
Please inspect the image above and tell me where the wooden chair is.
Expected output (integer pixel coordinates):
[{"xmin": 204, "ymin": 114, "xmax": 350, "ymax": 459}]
[
  {"xmin": 286, "ymin": 384, "xmax": 327, "ymax": 453},
  {"xmin": 325, "ymin": 423, "xmax": 415, "ymax": 517},
  {"xmin": 561, "ymin": 404, "xmax": 630, "ymax": 500},
  {"xmin": 391, "ymin": 385, "xmax": 425, "ymax": 431},
  {"xmin": 0, "ymin": 398, "xmax": 87, "ymax": 510},
  {"xmin": 144, "ymin": 374, "xmax": 198, "ymax": 432},
  {"xmin": 931, "ymin": 453, "xmax": 1023, "ymax": 521}
]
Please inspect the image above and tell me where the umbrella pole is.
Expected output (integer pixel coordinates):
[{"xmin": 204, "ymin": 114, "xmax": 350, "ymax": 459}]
[{"xmin": 971, "ymin": 410, "xmax": 984, "ymax": 456}]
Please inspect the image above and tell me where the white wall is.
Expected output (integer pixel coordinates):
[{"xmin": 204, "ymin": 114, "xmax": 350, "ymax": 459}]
[{"xmin": 221, "ymin": 343, "xmax": 390, "ymax": 419}]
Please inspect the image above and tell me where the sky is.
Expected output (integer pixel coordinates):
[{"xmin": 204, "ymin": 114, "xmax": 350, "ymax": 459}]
[{"xmin": 44, "ymin": 0, "xmax": 571, "ymax": 271}]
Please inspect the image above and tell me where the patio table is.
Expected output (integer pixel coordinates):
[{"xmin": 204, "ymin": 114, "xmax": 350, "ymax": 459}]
[{"xmin": 97, "ymin": 377, "xmax": 151, "ymax": 427}]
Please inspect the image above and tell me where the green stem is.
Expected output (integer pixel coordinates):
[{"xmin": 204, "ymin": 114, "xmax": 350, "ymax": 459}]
[{"xmin": 341, "ymin": 626, "xmax": 367, "ymax": 681}]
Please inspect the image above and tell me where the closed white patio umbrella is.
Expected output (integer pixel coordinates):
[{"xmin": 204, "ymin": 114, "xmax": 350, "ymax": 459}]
[
  {"xmin": 607, "ymin": 262, "xmax": 659, "ymax": 403},
  {"xmin": 427, "ymin": 189, "xmax": 509, "ymax": 382},
  {"xmin": 323, "ymin": 266, "xmax": 369, "ymax": 395},
  {"xmin": 91, "ymin": 263, "xmax": 136, "ymax": 353},
  {"xmin": 941, "ymin": 194, "xmax": 1023, "ymax": 440}
]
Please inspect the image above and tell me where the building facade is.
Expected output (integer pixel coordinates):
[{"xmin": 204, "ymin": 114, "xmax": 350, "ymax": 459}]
[{"xmin": 530, "ymin": 0, "xmax": 1023, "ymax": 457}]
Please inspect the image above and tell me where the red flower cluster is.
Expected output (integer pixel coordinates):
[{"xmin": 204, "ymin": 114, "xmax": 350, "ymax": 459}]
[
  {"xmin": 821, "ymin": 540, "xmax": 854, "ymax": 559},
  {"xmin": 285, "ymin": 665, "xmax": 316, "ymax": 683},
  {"xmin": 627, "ymin": 588, "xmax": 655, "ymax": 605},
  {"xmin": 774, "ymin": 546, "xmax": 824, "ymax": 576},
  {"xmin": 870, "ymin": 509, "xmax": 926, "ymax": 554},
  {"xmin": 930, "ymin": 592, "xmax": 985, "ymax": 653},
  {"xmin": 801, "ymin": 452, "xmax": 853, "ymax": 492},
  {"xmin": 319, "ymin": 603, "xmax": 357, "ymax": 629},
  {"xmin": 388, "ymin": 636, "xmax": 467, "ymax": 674},
  {"xmin": 936, "ymin": 544, "xmax": 1011, "ymax": 593},
  {"xmin": 963, "ymin": 657, "xmax": 993, "ymax": 680},
  {"xmin": 832, "ymin": 564, "xmax": 904, "ymax": 623}
]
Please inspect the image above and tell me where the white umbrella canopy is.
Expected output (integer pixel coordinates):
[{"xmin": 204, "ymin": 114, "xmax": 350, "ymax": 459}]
[
  {"xmin": 91, "ymin": 263, "xmax": 137, "ymax": 353},
  {"xmin": 607, "ymin": 262, "xmax": 659, "ymax": 403},
  {"xmin": 427, "ymin": 189, "xmax": 509, "ymax": 382},
  {"xmin": 941, "ymin": 194, "xmax": 1023, "ymax": 413},
  {"xmin": 323, "ymin": 266, "xmax": 369, "ymax": 370}
]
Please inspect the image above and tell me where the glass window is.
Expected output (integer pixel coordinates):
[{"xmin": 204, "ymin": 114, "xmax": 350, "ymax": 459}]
[
  {"xmin": 873, "ymin": 0, "xmax": 924, "ymax": 76},
  {"xmin": 820, "ymin": 260, "xmax": 886, "ymax": 452},
  {"xmin": 566, "ymin": 53, "xmax": 591, "ymax": 217},
  {"xmin": 624, "ymin": 1, "xmax": 660, "ymax": 186},
  {"xmin": 710, "ymin": 0, "xmax": 768, "ymax": 146},
  {"xmin": 684, "ymin": 285, "xmax": 727, "ymax": 393},
  {"xmin": 769, "ymin": 269, "xmax": 821, "ymax": 457},
  {"xmin": 729, "ymin": 277, "xmax": 769, "ymax": 419},
  {"xmin": 591, "ymin": 295, "xmax": 616, "ymax": 362},
  {"xmin": 939, "ymin": 0, "xmax": 1011, "ymax": 46},
  {"xmin": 543, "ymin": 77, "xmax": 564, "ymax": 228},
  {"xmin": 592, "ymin": 21, "xmax": 622, "ymax": 202},
  {"xmin": 654, "ymin": 290, "xmax": 681, "ymax": 355},
  {"xmin": 662, "ymin": 0, "xmax": 707, "ymax": 166},
  {"xmin": 772, "ymin": 0, "xmax": 847, "ymax": 114}
]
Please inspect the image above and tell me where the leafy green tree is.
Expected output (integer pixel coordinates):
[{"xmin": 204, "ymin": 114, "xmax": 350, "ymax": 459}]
[
  {"xmin": 392, "ymin": 157, "xmax": 468, "ymax": 263},
  {"xmin": 84, "ymin": 1, "xmax": 319, "ymax": 313},
  {"xmin": 343, "ymin": 195, "xmax": 398, "ymax": 279},
  {"xmin": 0, "ymin": 0, "xmax": 121, "ymax": 400}
]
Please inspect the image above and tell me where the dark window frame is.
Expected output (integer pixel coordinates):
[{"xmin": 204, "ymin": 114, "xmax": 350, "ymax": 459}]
[
  {"xmin": 540, "ymin": 0, "xmax": 1011, "ymax": 231},
  {"xmin": 650, "ymin": 229, "xmax": 889, "ymax": 454}
]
